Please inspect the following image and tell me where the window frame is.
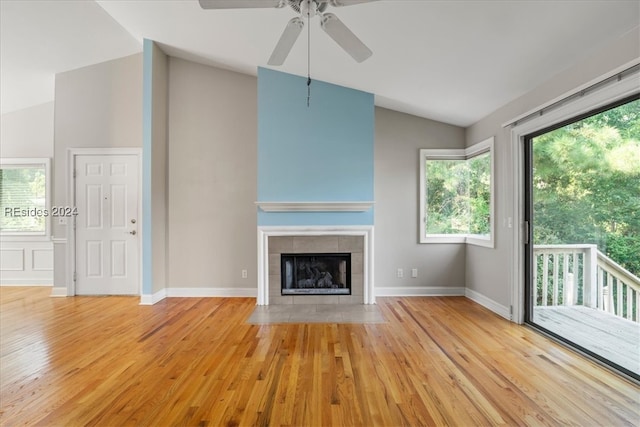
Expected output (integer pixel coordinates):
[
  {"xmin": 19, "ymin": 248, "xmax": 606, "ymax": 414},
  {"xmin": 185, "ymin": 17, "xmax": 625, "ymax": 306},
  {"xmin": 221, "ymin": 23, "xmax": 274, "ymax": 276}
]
[
  {"xmin": 419, "ymin": 137, "xmax": 494, "ymax": 247},
  {"xmin": 0, "ymin": 158, "xmax": 51, "ymax": 239}
]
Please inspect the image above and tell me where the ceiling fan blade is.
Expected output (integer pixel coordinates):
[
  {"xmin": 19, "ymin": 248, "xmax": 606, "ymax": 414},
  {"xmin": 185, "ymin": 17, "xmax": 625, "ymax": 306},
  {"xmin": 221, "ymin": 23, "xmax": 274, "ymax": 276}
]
[
  {"xmin": 327, "ymin": 0, "xmax": 378, "ymax": 7},
  {"xmin": 268, "ymin": 17, "xmax": 305, "ymax": 66},
  {"xmin": 198, "ymin": 0, "xmax": 285, "ymax": 9},
  {"xmin": 320, "ymin": 13, "xmax": 372, "ymax": 63}
]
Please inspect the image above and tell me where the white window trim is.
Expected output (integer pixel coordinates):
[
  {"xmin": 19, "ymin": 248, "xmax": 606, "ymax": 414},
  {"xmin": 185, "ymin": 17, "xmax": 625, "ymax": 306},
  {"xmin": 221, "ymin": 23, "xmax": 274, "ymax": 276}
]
[
  {"xmin": 0, "ymin": 157, "xmax": 51, "ymax": 241},
  {"xmin": 419, "ymin": 137, "xmax": 494, "ymax": 248}
]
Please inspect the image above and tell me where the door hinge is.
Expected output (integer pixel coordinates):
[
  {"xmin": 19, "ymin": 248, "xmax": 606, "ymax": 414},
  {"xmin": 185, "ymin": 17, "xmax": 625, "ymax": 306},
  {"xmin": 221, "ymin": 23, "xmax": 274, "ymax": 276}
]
[
  {"xmin": 510, "ymin": 305, "xmax": 513, "ymax": 315},
  {"xmin": 73, "ymin": 169, "xmax": 77, "ymax": 178},
  {"xmin": 523, "ymin": 221, "xmax": 530, "ymax": 245},
  {"xmin": 73, "ymin": 272, "xmax": 77, "ymax": 282}
]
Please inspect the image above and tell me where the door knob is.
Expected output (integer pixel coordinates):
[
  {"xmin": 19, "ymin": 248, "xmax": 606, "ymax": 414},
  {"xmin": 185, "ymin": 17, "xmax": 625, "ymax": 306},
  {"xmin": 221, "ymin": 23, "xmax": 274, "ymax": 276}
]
[{"xmin": 129, "ymin": 230, "xmax": 137, "ymax": 235}]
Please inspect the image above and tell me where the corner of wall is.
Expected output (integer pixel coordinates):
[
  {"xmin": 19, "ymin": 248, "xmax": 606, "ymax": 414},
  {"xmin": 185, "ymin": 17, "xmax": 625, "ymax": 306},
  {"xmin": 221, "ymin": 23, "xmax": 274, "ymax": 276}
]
[{"xmin": 142, "ymin": 39, "xmax": 170, "ymax": 296}]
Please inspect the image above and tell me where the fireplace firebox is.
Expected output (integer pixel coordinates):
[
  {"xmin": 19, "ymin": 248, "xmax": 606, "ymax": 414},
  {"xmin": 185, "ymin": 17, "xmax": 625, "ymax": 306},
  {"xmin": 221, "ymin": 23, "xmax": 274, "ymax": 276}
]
[{"xmin": 281, "ymin": 253, "xmax": 351, "ymax": 295}]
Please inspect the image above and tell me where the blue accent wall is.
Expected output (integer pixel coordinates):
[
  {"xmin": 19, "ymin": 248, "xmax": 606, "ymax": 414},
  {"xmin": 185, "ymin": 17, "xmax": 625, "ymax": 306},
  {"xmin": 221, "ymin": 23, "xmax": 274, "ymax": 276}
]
[{"xmin": 257, "ymin": 67, "xmax": 374, "ymax": 226}]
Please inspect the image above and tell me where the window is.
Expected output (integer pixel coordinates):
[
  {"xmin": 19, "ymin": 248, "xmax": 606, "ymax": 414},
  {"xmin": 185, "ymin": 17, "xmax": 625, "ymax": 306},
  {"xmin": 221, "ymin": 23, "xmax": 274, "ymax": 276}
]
[
  {"xmin": 419, "ymin": 137, "xmax": 494, "ymax": 247},
  {"xmin": 0, "ymin": 158, "xmax": 50, "ymax": 236}
]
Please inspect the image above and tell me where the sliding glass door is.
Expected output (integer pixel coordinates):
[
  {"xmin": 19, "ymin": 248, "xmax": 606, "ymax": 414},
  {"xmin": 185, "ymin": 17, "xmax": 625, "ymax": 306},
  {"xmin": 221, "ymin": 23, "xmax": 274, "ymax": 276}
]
[{"xmin": 524, "ymin": 96, "xmax": 640, "ymax": 380}]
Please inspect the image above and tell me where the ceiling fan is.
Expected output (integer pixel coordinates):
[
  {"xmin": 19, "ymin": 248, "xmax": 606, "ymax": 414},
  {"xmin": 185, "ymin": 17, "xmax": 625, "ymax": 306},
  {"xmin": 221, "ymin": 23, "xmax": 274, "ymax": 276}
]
[{"xmin": 198, "ymin": 0, "xmax": 377, "ymax": 65}]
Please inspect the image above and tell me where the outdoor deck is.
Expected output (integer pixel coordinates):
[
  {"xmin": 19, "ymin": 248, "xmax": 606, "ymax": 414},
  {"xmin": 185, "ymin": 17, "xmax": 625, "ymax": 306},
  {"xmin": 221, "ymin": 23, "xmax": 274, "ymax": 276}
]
[{"xmin": 534, "ymin": 305, "xmax": 640, "ymax": 375}]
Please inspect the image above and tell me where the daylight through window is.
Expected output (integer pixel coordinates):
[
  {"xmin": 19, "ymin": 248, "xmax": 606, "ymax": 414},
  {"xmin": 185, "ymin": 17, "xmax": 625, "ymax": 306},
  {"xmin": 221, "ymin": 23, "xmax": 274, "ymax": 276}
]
[
  {"xmin": 420, "ymin": 137, "xmax": 494, "ymax": 247},
  {"xmin": 0, "ymin": 159, "xmax": 50, "ymax": 235}
]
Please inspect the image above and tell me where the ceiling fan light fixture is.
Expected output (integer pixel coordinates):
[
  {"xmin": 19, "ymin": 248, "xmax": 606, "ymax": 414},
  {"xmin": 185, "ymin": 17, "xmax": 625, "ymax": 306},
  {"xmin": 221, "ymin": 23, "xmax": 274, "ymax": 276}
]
[{"xmin": 299, "ymin": 0, "xmax": 318, "ymax": 18}]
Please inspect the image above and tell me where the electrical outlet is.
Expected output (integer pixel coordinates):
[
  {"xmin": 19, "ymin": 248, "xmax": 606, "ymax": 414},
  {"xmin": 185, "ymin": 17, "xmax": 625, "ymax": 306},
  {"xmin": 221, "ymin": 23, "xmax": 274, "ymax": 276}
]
[
  {"xmin": 396, "ymin": 268, "xmax": 404, "ymax": 278},
  {"xmin": 411, "ymin": 268, "xmax": 418, "ymax": 278},
  {"xmin": 241, "ymin": 269, "xmax": 248, "ymax": 279}
]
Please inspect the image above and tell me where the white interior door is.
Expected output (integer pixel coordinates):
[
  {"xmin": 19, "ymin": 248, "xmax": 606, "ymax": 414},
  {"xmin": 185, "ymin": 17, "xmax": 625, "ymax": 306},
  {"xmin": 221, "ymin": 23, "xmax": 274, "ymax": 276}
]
[{"xmin": 75, "ymin": 154, "xmax": 139, "ymax": 295}]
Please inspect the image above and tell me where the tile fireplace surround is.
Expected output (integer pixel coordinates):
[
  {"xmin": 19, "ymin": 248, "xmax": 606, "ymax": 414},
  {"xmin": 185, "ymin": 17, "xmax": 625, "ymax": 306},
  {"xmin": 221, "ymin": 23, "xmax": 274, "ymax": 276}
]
[{"xmin": 257, "ymin": 226, "xmax": 374, "ymax": 305}]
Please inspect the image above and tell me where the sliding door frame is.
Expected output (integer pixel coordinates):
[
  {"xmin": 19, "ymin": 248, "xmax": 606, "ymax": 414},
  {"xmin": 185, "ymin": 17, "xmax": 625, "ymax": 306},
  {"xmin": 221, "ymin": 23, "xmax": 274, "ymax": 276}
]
[
  {"xmin": 522, "ymin": 94, "xmax": 639, "ymax": 381},
  {"xmin": 523, "ymin": 92, "xmax": 640, "ymax": 318},
  {"xmin": 507, "ymin": 63, "xmax": 639, "ymax": 380},
  {"xmin": 508, "ymin": 61, "xmax": 639, "ymax": 325}
]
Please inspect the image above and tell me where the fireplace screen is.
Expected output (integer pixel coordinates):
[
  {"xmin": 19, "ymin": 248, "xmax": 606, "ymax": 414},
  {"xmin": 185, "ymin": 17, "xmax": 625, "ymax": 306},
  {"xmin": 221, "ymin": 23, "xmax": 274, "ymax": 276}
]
[{"xmin": 281, "ymin": 253, "xmax": 351, "ymax": 295}]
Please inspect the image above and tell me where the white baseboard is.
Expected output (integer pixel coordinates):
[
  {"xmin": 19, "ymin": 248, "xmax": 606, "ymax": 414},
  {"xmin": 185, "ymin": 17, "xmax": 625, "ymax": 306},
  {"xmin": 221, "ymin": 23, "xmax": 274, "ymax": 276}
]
[
  {"xmin": 140, "ymin": 288, "xmax": 167, "ymax": 305},
  {"xmin": 140, "ymin": 287, "xmax": 257, "ymax": 304},
  {"xmin": 375, "ymin": 286, "xmax": 466, "ymax": 297},
  {"xmin": 465, "ymin": 288, "xmax": 511, "ymax": 320},
  {"xmin": 50, "ymin": 287, "xmax": 68, "ymax": 297},
  {"xmin": 167, "ymin": 287, "xmax": 258, "ymax": 298}
]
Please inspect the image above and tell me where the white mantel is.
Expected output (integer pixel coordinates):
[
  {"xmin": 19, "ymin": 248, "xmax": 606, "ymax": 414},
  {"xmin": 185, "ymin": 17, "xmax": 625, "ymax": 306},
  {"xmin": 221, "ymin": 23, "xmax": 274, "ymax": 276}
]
[
  {"xmin": 257, "ymin": 225, "xmax": 375, "ymax": 305},
  {"xmin": 256, "ymin": 201, "xmax": 374, "ymax": 212}
]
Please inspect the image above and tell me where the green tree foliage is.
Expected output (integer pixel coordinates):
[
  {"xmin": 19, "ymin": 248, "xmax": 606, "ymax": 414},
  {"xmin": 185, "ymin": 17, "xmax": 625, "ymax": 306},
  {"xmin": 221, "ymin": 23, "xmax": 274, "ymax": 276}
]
[
  {"xmin": 532, "ymin": 99, "xmax": 640, "ymax": 276},
  {"xmin": 0, "ymin": 167, "xmax": 46, "ymax": 232},
  {"xmin": 425, "ymin": 152, "xmax": 491, "ymax": 235},
  {"xmin": 468, "ymin": 154, "xmax": 491, "ymax": 235},
  {"xmin": 426, "ymin": 159, "xmax": 468, "ymax": 234}
]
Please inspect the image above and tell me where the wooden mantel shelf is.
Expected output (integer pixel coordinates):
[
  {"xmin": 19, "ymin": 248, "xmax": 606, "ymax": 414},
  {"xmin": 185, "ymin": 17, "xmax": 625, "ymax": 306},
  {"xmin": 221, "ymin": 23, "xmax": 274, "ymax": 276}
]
[{"xmin": 255, "ymin": 201, "xmax": 374, "ymax": 212}]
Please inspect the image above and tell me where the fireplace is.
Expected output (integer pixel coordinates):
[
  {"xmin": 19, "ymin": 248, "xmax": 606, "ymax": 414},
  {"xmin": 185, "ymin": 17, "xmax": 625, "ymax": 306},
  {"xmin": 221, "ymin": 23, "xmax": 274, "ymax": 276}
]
[
  {"xmin": 257, "ymin": 226, "xmax": 375, "ymax": 305},
  {"xmin": 281, "ymin": 253, "xmax": 351, "ymax": 295}
]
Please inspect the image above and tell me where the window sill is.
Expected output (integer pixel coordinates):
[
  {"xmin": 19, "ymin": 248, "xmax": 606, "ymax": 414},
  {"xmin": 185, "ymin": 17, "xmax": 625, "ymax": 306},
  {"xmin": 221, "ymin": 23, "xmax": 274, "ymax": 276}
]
[{"xmin": 421, "ymin": 234, "xmax": 494, "ymax": 248}]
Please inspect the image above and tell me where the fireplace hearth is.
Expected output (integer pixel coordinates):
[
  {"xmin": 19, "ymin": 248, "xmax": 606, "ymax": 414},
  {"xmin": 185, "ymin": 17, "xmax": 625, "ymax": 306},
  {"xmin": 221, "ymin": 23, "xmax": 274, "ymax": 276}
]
[{"xmin": 281, "ymin": 253, "xmax": 351, "ymax": 295}]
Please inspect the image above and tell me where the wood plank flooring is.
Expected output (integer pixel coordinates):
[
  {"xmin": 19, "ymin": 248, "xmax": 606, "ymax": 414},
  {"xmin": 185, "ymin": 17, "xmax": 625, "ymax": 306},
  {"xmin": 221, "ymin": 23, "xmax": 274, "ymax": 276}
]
[{"xmin": 1, "ymin": 287, "xmax": 639, "ymax": 426}]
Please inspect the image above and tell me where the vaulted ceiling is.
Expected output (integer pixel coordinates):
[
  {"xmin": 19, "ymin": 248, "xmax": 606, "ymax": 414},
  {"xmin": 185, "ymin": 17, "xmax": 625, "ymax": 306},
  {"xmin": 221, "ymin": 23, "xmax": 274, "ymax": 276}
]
[{"xmin": 1, "ymin": 0, "xmax": 638, "ymax": 126}]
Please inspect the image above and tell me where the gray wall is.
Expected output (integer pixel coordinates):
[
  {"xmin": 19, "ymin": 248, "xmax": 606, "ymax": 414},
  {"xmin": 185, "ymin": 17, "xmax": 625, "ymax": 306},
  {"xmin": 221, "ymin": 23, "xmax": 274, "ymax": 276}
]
[
  {"xmin": 150, "ymin": 42, "xmax": 169, "ymax": 294},
  {"xmin": 54, "ymin": 52, "xmax": 143, "ymax": 227},
  {"xmin": 465, "ymin": 26, "xmax": 640, "ymax": 307},
  {"xmin": 374, "ymin": 107, "xmax": 466, "ymax": 290},
  {"xmin": 165, "ymin": 59, "xmax": 469, "ymax": 292},
  {"xmin": 164, "ymin": 61, "xmax": 469, "ymax": 292},
  {"xmin": 1, "ymin": 102, "xmax": 54, "ymax": 158},
  {"xmin": 53, "ymin": 53, "xmax": 143, "ymax": 290},
  {"xmin": 167, "ymin": 58, "xmax": 257, "ymax": 289}
]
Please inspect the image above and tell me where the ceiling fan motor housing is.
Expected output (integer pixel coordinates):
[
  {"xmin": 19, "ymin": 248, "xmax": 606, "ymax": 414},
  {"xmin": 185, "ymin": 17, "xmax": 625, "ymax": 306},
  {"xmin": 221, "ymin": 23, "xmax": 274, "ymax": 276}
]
[
  {"xmin": 288, "ymin": 0, "xmax": 328, "ymax": 16},
  {"xmin": 198, "ymin": 0, "xmax": 373, "ymax": 65}
]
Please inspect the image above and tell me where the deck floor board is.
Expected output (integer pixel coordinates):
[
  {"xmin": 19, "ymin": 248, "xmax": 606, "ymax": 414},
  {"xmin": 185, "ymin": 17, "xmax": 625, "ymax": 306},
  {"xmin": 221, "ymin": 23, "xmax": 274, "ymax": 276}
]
[{"xmin": 534, "ymin": 305, "xmax": 640, "ymax": 375}]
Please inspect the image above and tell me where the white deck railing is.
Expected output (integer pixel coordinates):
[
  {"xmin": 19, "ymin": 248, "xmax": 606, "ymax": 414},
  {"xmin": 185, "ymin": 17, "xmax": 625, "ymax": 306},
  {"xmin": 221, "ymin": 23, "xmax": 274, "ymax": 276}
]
[{"xmin": 533, "ymin": 245, "xmax": 640, "ymax": 323}]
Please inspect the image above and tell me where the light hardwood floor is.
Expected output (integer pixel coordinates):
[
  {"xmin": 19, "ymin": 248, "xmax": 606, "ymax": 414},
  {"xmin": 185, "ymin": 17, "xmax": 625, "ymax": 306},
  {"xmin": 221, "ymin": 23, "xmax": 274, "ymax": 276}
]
[{"xmin": 1, "ymin": 287, "xmax": 638, "ymax": 426}]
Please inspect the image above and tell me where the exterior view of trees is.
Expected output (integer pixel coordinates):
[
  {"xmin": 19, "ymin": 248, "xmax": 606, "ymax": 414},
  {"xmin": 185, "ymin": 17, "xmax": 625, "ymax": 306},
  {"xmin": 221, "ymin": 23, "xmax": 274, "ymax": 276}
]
[
  {"xmin": 425, "ymin": 151, "xmax": 491, "ymax": 236},
  {"xmin": 0, "ymin": 166, "xmax": 47, "ymax": 233},
  {"xmin": 532, "ymin": 98, "xmax": 640, "ymax": 277}
]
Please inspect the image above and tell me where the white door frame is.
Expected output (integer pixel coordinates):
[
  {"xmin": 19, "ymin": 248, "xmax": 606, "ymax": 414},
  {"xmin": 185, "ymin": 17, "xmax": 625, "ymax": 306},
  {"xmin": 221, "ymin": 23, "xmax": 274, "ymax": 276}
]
[{"xmin": 65, "ymin": 148, "xmax": 142, "ymax": 296}]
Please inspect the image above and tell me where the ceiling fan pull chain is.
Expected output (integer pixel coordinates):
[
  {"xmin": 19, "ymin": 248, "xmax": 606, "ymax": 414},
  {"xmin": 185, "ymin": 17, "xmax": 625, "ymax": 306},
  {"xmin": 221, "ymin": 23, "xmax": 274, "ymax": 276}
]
[{"xmin": 307, "ymin": 2, "xmax": 312, "ymax": 107}]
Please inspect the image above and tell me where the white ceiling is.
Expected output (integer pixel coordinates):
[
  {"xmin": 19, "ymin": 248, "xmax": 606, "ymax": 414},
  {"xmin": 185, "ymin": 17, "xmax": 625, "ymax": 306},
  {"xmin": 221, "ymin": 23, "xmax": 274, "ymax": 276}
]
[
  {"xmin": 1, "ymin": 0, "xmax": 638, "ymax": 126},
  {"xmin": 0, "ymin": 0, "xmax": 141, "ymax": 114}
]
